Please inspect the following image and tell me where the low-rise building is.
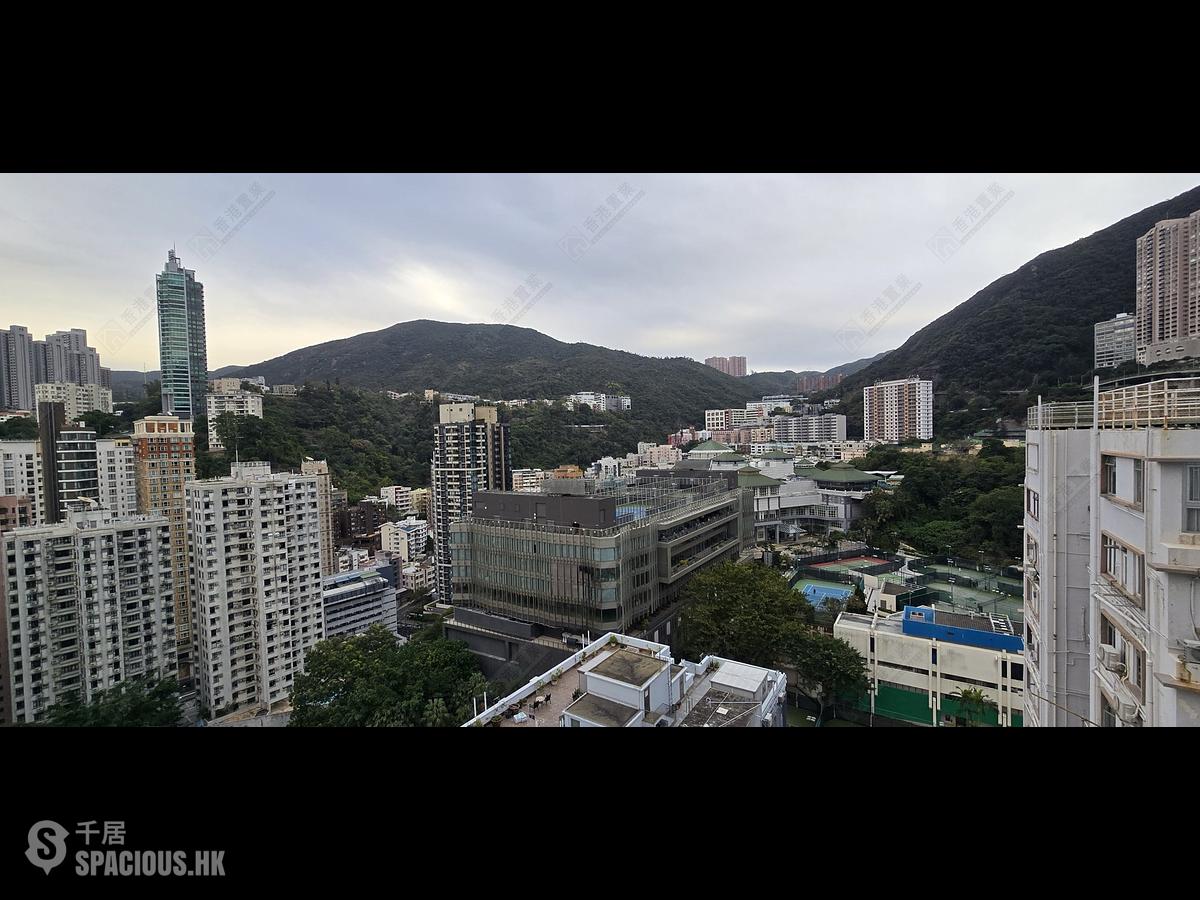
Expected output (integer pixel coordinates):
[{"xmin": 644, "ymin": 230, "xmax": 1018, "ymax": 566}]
[
  {"xmin": 447, "ymin": 474, "xmax": 752, "ymax": 673},
  {"xmin": 511, "ymin": 469, "xmax": 548, "ymax": 493},
  {"xmin": 462, "ymin": 632, "xmax": 787, "ymax": 728},
  {"xmin": 835, "ymin": 605, "xmax": 1024, "ymax": 727},
  {"xmin": 380, "ymin": 516, "xmax": 429, "ymax": 563},
  {"xmin": 322, "ymin": 568, "xmax": 398, "ymax": 638},
  {"xmin": 380, "ymin": 485, "xmax": 414, "ymax": 516}
]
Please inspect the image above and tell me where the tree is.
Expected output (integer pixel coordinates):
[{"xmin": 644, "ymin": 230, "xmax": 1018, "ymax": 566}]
[
  {"xmin": 846, "ymin": 583, "xmax": 869, "ymax": 614},
  {"xmin": 821, "ymin": 593, "xmax": 847, "ymax": 620},
  {"xmin": 949, "ymin": 687, "xmax": 997, "ymax": 727},
  {"xmin": 0, "ymin": 416, "xmax": 38, "ymax": 439},
  {"xmin": 41, "ymin": 676, "xmax": 181, "ymax": 727},
  {"xmin": 785, "ymin": 629, "xmax": 868, "ymax": 726},
  {"xmin": 289, "ymin": 625, "xmax": 500, "ymax": 727},
  {"xmin": 676, "ymin": 562, "xmax": 814, "ymax": 668}
]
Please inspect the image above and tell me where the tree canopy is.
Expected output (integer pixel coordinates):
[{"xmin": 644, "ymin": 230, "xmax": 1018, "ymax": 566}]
[
  {"xmin": 289, "ymin": 626, "xmax": 502, "ymax": 727},
  {"xmin": 40, "ymin": 676, "xmax": 182, "ymax": 727},
  {"xmin": 676, "ymin": 562, "xmax": 814, "ymax": 668}
]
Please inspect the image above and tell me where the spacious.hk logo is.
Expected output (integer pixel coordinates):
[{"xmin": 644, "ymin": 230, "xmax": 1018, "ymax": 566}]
[
  {"xmin": 22, "ymin": 819, "xmax": 225, "ymax": 878},
  {"xmin": 26, "ymin": 820, "xmax": 69, "ymax": 875}
]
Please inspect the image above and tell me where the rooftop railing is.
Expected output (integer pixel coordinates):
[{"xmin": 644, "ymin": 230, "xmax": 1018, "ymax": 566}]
[{"xmin": 1028, "ymin": 378, "xmax": 1200, "ymax": 430}]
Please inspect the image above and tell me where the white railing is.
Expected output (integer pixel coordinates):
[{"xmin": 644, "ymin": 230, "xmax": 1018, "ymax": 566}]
[
  {"xmin": 1030, "ymin": 379, "xmax": 1200, "ymax": 430},
  {"xmin": 1026, "ymin": 402, "xmax": 1094, "ymax": 429},
  {"xmin": 1097, "ymin": 378, "xmax": 1200, "ymax": 427}
]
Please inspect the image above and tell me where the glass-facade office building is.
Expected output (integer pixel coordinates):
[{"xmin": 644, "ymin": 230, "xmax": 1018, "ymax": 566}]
[{"xmin": 156, "ymin": 250, "xmax": 208, "ymax": 420}]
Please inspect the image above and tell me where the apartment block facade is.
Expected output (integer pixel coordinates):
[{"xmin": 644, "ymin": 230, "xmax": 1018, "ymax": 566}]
[
  {"xmin": 185, "ymin": 462, "xmax": 324, "ymax": 716},
  {"xmin": 430, "ymin": 403, "xmax": 510, "ymax": 601},
  {"xmin": 1093, "ymin": 312, "xmax": 1136, "ymax": 369},
  {"xmin": 863, "ymin": 377, "xmax": 934, "ymax": 443},
  {"xmin": 34, "ymin": 382, "xmax": 113, "ymax": 422},
  {"xmin": 132, "ymin": 415, "xmax": 196, "ymax": 678},
  {"xmin": 2, "ymin": 504, "xmax": 177, "ymax": 724},
  {"xmin": 1134, "ymin": 209, "xmax": 1200, "ymax": 364},
  {"xmin": 301, "ymin": 459, "xmax": 336, "ymax": 578},
  {"xmin": 1026, "ymin": 378, "xmax": 1200, "ymax": 727}
]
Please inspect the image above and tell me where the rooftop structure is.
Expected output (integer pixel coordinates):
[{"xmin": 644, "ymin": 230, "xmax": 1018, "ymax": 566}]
[{"xmin": 461, "ymin": 632, "xmax": 786, "ymax": 727}]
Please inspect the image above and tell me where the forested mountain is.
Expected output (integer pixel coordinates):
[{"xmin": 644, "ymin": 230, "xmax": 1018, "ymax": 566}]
[{"xmin": 830, "ymin": 183, "xmax": 1200, "ymax": 436}]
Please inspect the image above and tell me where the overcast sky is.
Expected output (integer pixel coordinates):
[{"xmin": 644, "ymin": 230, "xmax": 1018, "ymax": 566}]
[{"xmin": 2, "ymin": 173, "xmax": 1198, "ymax": 373}]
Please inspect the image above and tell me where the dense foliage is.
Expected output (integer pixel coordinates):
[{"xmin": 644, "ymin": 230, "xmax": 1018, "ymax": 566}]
[
  {"xmin": 289, "ymin": 626, "xmax": 502, "ymax": 727},
  {"xmin": 0, "ymin": 417, "xmax": 37, "ymax": 439},
  {"xmin": 675, "ymin": 562, "xmax": 866, "ymax": 725},
  {"xmin": 39, "ymin": 677, "xmax": 181, "ymax": 727},
  {"xmin": 676, "ymin": 562, "xmax": 814, "ymax": 667},
  {"xmin": 848, "ymin": 440, "xmax": 1025, "ymax": 561}
]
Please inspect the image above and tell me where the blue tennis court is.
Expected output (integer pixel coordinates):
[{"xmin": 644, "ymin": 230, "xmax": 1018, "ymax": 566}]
[{"xmin": 800, "ymin": 583, "xmax": 852, "ymax": 606}]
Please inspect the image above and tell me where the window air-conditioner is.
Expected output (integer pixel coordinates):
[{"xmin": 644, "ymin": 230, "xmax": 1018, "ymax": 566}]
[
  {"xmin": 1099, "ymin": 644, "xmax": 1125, "ymax": 672},
  {"xmin": 1117, "ymin": 700, "xmax": 1139, "ymax": 724}
]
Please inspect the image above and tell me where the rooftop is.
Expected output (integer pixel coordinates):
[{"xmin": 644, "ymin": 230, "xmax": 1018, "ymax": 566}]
[
  {"xmin": 679, "ymin": 690, "xmax": 762, "ymax": 727},
  {"xmin": 564, "ymin": 692, "xmax": 640, "ymax": 727},
  {"xmin": 810, "ymin": 468, "xmax": 879, "ymax": 484},
  {"xmin": 690, "ymin": 439, "xmax": 732, "ymax": 452},
  {"xmin": 589, "ymin": 646, "xmax": 668, "ymax": 687}
]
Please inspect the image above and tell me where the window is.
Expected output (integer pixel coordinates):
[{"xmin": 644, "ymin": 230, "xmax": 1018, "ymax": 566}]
[
  {"xmin": 1101, "ymin": 695, "xmax": 1117, "ymax": 727},
  {"xmin": 1100, "ymin": 615, "xmax": 1117, "ymax": 648},
  {"xmin": 1026, "ymin": 488, "xmax": 1039, "ymax": 520},
  {"xmin": 1127, "ymin": 645, "xmax": 1144, "ymax": 699},
  {"xmin": 1133, "ymin": 459, "xmax": 1144, "ymax": 508},
  {"xmin": 1101, "ymin": 456, "xmax": 1117, "ymax": 495},
  {"xmin": 1100, "ymin": 534, "xmax": 1145, "ymax": 605},
  {"xmin": 1186, "ymin": 466, "xmax": 1200, "ymax": 532}
]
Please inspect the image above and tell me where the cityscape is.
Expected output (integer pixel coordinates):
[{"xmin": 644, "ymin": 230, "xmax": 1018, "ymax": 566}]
[{"xmin": 3, "ymin": 172, "xmax": 1200, "ymax": 732}]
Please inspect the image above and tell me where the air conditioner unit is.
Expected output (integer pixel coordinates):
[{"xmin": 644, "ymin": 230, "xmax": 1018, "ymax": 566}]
[
  {"xmin": 1117, "ymin": 700, "xmax": 1139, "ymax": 724},
  {"xmin": 1099, "ymin": 644, "xmax": 1125, "ymax": 672},
  {"xmin": 1182, "ymin": 639, "xmax": 1200, "ymax": 665}
]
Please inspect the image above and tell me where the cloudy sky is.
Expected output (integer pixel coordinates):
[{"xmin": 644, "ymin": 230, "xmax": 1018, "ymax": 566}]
[{"xmin": 2, "ymin": 173, "xmax": 1198, "ymax": 373}]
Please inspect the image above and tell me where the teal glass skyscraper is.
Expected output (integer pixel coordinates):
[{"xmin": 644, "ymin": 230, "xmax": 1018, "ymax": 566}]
[{"xmin": 156, "ymin": 249, "xmax": 208, "ymax": 420}]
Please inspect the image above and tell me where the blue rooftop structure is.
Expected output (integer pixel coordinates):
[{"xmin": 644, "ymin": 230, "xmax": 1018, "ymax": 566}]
[{"xmin": 901, "ymin": 605, "xmax": 1023, "ymax": 653}]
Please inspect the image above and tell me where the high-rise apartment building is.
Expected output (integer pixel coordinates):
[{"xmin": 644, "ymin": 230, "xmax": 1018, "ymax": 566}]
[
  {"xmin": 0, "ymin": 325, "xmax": 36, "ymax": 411},
  {"xmin": 1026, "ymin": 377, "xmax": 1200, "ymax": 727},
  {"xmin": 430, "ymin": 403, "xmax": 510, "ymax": 601},
  {"xmin": 132, "ymin": 415, "xmax": 196, "ymax": 679},
  {"xmin": 156, "ymin": 249, "xmax": 209, "ymax": 420},
  {"xmin": 96, "ymin": 438, "xmax": 137, "ymax": 518},
  {"xmin": 862, "ymin": 377, "xmax": 934, "ymax": 443},
  {"xmin": 43, "ymin": 328, "xmax": 104, "ymax": 386},
  {"xmin": 33, "ymin": 382, "xmax": 113, "ymax": 422},
  {"xmin": 1093, "ymin": 312, "xmax": 1137, "ymax": 369},
  {"xmin": 770, "ymin": 414, "xmax": 847, "ymax": 443},
  {"xmin": 185, "ymin": 462, "xmax": 323, "ymax": 716},
  {"xmin": 38, "ymin": 403, "xmax": 99, "ymax": 523},
  {"xmin": 2, "ymin": 502, "xmax": 177, "ymax": 724},
  {"xmin": 704, "ymin": 356, "xmax": 747, "ymax": 377},
  {"xmin": 301, "ymin": 459, "xmax": 336, "ymax": 578},
  {"xmin": 206, "ymin": 389, "xmax": 264, "ymax": 451},
  {"xmin": 1134, "ymin": 209, "xmax": 1200, "ymax": 364},
  {"xmin": 797, "ymin": 372, "xmax": 844, "ymax": 393},
  {"xmin": 3, "ymin": 326, "xmax": 110, "ymax": 412}
]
